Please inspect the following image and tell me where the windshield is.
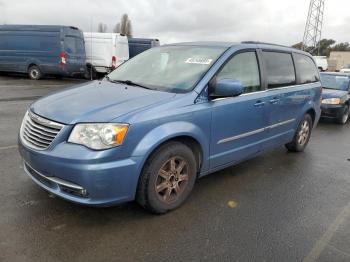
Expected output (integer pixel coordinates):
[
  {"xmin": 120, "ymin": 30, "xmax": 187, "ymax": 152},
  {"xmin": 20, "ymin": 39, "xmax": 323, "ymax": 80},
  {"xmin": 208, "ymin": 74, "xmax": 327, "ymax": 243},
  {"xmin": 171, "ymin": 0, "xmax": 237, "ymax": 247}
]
[
  {"xmin": 320, "ymin": 74, "xmax": 350, "ymax": 91},
  {"xmin": 344, "ymin": 64, "xmax": 350, "ymax": 69},
  {"xmin": 108, "ymin": 45, "xmax": 226, "ymax": 93}
]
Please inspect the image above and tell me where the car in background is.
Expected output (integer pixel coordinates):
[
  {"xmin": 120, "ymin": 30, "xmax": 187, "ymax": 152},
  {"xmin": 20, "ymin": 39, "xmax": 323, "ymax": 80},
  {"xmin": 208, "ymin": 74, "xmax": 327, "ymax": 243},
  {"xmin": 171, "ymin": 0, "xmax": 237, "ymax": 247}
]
[
  {"xmin": 0, "ymin": 25, "xmax": 86, "ymax": 80},
  {"xmin": 320, "ymin": 72, "xmax": 350, "ymax": 124},
  {"xmin": 340, "ymin": 64, "xmax": 350, "ymax": 74},
  {"xmin": 84, "ymin": 32, "xmax": 129, "ymax": 78},
  {"xmin": 314, "ymin": 56, "xmax": 328, "ymax": 71},
  {"xmin": 18, "ymin": 42, "xmax": 321, "ymax": 213},
  {"xmin": 128, "ymin": 38, "xmax": 160, "ymax": 58}
]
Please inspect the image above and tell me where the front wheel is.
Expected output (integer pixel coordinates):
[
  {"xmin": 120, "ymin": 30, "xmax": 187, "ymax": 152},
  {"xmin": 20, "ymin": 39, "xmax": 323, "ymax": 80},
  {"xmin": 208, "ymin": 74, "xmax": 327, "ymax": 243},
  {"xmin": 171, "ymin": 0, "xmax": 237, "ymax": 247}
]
[
  {"xmin": 136, "ymin": 142, "xmax": 197, "ymax": 214},
  {"xmin": 336, "ymin": 105, "xmax": 349, "ymax": 125},
  {"xmin": 285, "ymin": 114, "xmax": 313, "ymax": 152}
]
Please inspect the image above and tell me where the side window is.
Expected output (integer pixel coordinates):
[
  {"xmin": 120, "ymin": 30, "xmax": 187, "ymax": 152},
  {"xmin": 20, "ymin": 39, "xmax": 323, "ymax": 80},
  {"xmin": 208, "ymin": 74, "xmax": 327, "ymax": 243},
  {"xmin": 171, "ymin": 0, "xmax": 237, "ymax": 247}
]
[
  {"xmin": 216, "ymin": 52, "xmax": 261, "ymax": 94},
  {"xmin": 262, "ymin": 51, "xmax": 296, "ymax": 89},
  {"xmin": 294, "ymin": 54, "xmax": 320, "ymax": 84}
]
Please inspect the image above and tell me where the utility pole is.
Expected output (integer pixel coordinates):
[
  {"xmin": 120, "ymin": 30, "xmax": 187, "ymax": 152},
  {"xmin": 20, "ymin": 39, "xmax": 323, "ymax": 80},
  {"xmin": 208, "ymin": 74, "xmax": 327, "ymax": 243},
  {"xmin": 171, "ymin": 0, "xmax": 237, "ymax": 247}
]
[{"xmin": 302, "ymin": 0, "xmax": 325, "ymax": 55}]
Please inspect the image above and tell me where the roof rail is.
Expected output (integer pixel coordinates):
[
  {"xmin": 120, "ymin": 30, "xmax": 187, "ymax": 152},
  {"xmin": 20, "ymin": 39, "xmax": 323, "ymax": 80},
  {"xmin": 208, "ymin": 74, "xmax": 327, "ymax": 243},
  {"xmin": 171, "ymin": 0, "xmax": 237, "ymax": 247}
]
[{"xmin": 241, "ymin": 41, "xmax": 292, "ymax": 49}]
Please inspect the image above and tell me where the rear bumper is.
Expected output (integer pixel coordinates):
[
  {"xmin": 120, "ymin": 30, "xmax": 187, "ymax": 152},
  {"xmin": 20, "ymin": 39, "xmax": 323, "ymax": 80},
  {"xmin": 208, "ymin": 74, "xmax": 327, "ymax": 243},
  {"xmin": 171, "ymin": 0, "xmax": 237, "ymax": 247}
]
[
  {"xmin": 321, "ymin": 104, "xmax": 345, "ymax": 119},
  {"xmin": 18, "ymin": 137, "xmax": 142, "ymax": 206}
]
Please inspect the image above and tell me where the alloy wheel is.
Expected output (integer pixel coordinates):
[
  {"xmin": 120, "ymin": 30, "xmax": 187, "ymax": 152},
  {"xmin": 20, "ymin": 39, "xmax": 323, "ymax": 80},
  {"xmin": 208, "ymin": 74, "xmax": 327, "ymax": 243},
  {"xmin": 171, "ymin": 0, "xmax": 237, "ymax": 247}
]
[
  {"xmin": 155, "ymin": 156, "xmax": 189, "ymax": 204},
  {"xmin": 298, "ymin": 120, "xmax": 310, "ymax": 146}
]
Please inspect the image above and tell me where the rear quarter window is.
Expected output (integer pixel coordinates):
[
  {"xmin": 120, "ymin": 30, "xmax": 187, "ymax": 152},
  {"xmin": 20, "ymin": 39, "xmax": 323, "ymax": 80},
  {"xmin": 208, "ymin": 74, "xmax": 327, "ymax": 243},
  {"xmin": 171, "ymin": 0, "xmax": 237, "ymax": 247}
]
[
  {"xmin": 294, "ymin": 54, "xmax": 320, "ymax": 84},
  {"xmin": 262, "ymin": 51, "xmax": 296, "ymax": 89}
]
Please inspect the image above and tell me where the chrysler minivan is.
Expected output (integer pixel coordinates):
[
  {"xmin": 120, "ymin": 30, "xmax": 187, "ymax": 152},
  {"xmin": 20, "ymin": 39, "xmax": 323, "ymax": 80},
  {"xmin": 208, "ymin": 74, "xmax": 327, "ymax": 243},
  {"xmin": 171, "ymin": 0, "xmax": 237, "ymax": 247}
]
[{"xmin": 18, "ymin": 42, "xmax": 322, "ymax": 213}]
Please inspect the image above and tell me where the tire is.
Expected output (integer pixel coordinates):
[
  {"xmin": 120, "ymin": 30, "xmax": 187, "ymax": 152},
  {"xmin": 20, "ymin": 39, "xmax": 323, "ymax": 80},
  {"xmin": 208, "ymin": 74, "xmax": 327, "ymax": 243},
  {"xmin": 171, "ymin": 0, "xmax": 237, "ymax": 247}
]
[
  {"xmin": 85, "ymin": 65, "xmax": 97, "ymax": 80},
  {"xmin": 336, "ymin": 104, "xmax": 349, "ymax": 125},
  {"xmin": 28, "ymin": 65, "xmax": 42, "ymax": 80},
  {"xmin": 285, "ymin": 114, "xmax": 313, "ymax": 152},
  {"xmin": 136, "ymin": 142, "xmax": 197, "ymax": 214}
]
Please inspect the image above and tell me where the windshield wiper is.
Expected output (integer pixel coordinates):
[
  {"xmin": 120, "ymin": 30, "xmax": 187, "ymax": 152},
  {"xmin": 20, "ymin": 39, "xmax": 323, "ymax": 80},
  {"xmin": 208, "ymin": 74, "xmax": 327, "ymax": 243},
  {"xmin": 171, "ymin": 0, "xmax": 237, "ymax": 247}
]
[{"xmin": 108, "ymin": 79, "xmax": 154, "ymax": 90}]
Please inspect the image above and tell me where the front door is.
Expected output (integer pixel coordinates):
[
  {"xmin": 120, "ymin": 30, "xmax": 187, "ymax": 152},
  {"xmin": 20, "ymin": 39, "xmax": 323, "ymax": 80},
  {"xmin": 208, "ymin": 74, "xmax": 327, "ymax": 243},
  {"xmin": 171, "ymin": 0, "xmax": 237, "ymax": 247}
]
[{"xmin": 209, "ymin": 51, "xmax": 270, "ymax": 169}]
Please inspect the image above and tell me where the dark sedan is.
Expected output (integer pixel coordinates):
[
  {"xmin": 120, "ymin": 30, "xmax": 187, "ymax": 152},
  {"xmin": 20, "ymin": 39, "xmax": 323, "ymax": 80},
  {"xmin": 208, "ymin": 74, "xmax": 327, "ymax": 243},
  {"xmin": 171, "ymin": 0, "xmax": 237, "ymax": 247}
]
[{"xmin": 320, "ymin": 72, "xmax": 350, "ymax": 124}]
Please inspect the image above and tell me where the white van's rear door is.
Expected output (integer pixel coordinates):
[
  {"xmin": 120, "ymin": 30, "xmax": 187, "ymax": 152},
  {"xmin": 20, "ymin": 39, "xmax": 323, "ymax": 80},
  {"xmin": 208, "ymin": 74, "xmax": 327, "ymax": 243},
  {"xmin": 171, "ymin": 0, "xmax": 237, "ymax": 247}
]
[{"xmin": 114, "ymin": 35, "xmax": 129, "ymax": 67}]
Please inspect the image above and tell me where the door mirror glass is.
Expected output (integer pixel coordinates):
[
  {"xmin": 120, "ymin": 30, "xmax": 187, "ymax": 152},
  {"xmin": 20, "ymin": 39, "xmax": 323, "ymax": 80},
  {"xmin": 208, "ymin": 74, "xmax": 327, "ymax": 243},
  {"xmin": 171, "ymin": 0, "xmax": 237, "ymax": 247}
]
[{"xmin": 210, "ymin": 79, "xmax": 243, "ymax": 98}]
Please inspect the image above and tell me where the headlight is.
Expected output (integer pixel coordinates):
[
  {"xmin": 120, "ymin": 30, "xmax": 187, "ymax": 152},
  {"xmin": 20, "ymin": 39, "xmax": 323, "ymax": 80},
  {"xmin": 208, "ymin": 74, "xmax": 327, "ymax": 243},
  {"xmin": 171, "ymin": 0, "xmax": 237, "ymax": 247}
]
[
  {"xmin": 68, "ymin": 123, "xmax": 129, "ymax": 150},
  {"xmin": 322, "ymin": 98, "xmax": 341, "ymax": 105}
]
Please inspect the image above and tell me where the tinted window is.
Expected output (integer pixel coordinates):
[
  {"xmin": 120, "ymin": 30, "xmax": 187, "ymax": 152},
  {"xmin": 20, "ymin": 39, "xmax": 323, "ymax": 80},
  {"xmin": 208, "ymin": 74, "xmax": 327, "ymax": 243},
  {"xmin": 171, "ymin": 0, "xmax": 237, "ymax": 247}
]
[
  {"xmin": 0, "ymin": 35, "xmax": 59, "ymax": 51},
  {"xmin": 294, "ymin": 54, "xmax": 319, "ymax": 84},
  {"xmin": 263, "ymin": 52, "xmax": 296, "ymax": 88},
  {"xmin": 216, "ymin": 52, "xmax": 261, "ymax": 93},
  {"xmin": 65, "ymin": 37, "xmax": 85, "ymax": 54}
]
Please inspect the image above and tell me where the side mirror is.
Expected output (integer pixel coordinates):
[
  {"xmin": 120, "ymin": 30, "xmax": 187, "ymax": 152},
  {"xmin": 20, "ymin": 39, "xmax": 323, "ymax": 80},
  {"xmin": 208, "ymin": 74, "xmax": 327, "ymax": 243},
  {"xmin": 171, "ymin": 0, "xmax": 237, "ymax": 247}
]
[{"xmin": 210, "ymin": 79, "xmax": 243, "ymax": 98}]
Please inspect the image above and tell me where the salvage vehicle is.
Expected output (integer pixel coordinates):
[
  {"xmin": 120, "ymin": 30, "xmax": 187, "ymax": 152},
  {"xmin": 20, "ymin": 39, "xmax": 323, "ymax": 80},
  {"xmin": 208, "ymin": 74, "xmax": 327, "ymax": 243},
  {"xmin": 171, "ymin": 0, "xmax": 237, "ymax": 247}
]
[
  {"xmin": 84, "ymin": 32, "xmax": 129, "ymax": 78},
  {"xmin": 18, "ymin": 42, "xmax": 322, "ymax": 213},
  {"xmin": 320, "ymin": 72, "xmax": 350, "ymax": 124},
  {"xmin": 0, "ymin": 25, "xmax": 86, "ymax": 80}
]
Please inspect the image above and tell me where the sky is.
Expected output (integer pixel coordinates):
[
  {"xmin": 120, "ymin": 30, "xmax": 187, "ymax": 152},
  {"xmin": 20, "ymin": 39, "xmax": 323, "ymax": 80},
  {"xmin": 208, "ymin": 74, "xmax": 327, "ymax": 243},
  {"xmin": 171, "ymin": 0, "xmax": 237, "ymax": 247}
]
[{"xmin": 1, "ymin": 0, "xmax": 350, "ymax": 45}]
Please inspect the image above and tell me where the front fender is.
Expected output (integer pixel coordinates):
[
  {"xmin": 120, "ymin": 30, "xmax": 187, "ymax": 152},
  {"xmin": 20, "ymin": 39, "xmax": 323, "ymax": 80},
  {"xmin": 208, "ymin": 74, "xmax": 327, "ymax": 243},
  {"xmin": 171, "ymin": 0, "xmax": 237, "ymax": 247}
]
[{"xmin": 131, "ymin": 121, "xmax": 210, "ymax": 174}]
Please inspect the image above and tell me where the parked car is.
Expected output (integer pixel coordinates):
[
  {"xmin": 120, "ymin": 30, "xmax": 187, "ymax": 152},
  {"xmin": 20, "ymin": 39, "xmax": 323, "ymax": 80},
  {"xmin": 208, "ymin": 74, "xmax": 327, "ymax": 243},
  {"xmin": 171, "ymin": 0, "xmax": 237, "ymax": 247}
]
[
  {"xmin": 84, "ymin": 32, "xmax": 129, "ymax": 78},
  {"xmin": 0, "ymin": 25, "xmax": 86, "ymax": 80},
  {"xmin": 18, "ymin": 42, "xmax": 321, "ymax": 213},
  {"xmin": 128, "ymin": 38, "xmax": 160, "ymax": 58},
  {"xmin": 313, "ymin": 56, "xmax": 328, "ymax": 71},
  {"xmin": 340, "ymin": 64, "xmax": 350, "ymax": 74},
  {"xmin": 320, "ymin": 72, "xmax": 350, "ymax": 124}
]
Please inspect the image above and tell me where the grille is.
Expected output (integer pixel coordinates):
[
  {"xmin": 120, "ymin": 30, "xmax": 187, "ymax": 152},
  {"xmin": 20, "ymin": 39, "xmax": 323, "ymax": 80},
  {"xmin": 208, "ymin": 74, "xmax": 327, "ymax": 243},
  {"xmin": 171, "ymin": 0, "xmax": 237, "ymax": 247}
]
[{"xmin": 20, "ymin": 111, "xmax": 64, "ymax": 150}]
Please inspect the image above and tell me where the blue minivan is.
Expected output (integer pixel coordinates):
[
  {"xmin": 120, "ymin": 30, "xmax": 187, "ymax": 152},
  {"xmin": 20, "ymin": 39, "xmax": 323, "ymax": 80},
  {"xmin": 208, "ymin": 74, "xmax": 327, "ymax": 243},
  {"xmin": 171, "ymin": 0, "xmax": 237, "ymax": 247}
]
[
  {"xmin": 18, "ymin": 42, "xmax": 322, "ymax": 213},
  {"xmin": 0, "ymin": 25, "xmax": 86, "ymax": 79}
]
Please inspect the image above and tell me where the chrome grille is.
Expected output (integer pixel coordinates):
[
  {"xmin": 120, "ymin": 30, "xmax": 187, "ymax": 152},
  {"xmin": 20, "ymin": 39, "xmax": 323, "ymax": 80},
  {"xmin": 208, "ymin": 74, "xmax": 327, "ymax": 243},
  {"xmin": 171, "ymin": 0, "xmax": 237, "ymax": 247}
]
[{"xmin": 20, "ymin": 111, "xmax": 64, "ymax": 150}]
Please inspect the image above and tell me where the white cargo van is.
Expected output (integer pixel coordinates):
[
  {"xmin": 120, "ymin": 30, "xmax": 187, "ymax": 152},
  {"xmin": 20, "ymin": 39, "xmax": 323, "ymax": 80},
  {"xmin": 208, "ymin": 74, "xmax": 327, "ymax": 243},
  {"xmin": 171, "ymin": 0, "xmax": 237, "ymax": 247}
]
[
  {"xmin": 313, "ymin": 56, "xmax": 328, "ymax": 71},
  {"xmin": 84, "ymin": 32, "xmax": 129, "ymax": 74}
]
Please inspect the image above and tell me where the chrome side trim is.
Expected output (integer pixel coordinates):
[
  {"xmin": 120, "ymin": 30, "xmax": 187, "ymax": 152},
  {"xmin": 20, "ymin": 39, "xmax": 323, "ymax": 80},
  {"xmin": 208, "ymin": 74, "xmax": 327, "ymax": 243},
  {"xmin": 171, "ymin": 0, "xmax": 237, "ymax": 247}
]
[
  {"xmin": 217, "ymin": 118, "xmax": 296, "ymax": 144},
  {"xmin": 218, "ymin": 128, "xmax": 265, "ymax": 144},
  {"xmin": 265, "ymin": 118, "xmax": 296, "ymax": 130},
  {"xmin": 24, "ymin": 162, "xmax": 84, "ymax": 190}
]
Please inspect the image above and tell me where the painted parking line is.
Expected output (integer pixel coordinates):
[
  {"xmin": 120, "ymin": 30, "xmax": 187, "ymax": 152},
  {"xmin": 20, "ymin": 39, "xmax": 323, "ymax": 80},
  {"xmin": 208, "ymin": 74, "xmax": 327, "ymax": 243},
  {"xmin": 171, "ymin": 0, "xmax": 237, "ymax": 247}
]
[
  {"xmin": 303, "ymin": 202, "xmax": 350, "ymax": 262},
  {"xmin": 0, "ymin": 145, "xmax": 18, "ymax": 151}
]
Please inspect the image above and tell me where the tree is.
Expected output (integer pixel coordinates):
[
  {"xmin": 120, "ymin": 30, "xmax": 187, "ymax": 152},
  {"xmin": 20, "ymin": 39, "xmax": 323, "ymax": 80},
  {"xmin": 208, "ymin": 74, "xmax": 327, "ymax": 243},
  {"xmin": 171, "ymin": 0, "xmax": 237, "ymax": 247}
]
[
  {"xmin": 114, "ymin": 14, "xmax": 132, "ymax": 37},
  {"xmin": 292, "ymin": 42, "xmax": 303, "ymax": 50},
  {"xmin": 332, "ymin": 42, "xmax": 350, "ymax": 52},
  {"xmin": 97, "ymin": 23, "xmax": 107, "ymax": 33}
]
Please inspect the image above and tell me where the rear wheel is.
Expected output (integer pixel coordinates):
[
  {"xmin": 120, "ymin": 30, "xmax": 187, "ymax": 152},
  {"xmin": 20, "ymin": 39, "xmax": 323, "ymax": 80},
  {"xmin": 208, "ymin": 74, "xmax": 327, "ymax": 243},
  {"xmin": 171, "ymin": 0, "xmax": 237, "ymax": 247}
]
[
  {"xmin": 28, "ymin": 65, "xmax": 42, "ymax": 80},
  {"xmin": 136, "ymin": 142, "xmax": 197, "ymax": 214},
  {"xmin": 285, "ymin": 114, "xmax": 313, "ymax": 152},
  {"xmin": 336, "ymin": 104, "xmax": 349, "ymax": 125}
]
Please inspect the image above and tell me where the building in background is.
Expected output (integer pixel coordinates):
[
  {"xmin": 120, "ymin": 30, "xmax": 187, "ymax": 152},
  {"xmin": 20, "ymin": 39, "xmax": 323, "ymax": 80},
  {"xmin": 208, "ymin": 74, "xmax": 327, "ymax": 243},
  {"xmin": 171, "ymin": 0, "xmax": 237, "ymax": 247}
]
[{"xmin": 329, "ymin": 51, "xmax": 350, "ymax": 71}]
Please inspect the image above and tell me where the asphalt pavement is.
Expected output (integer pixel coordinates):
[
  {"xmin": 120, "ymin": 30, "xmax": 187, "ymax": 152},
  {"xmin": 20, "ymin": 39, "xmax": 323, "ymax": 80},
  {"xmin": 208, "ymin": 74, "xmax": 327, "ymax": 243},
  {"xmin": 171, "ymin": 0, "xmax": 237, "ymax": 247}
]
[{"xmin": 0, "ymin": 75, "xmax": 349, "ymax": 262}]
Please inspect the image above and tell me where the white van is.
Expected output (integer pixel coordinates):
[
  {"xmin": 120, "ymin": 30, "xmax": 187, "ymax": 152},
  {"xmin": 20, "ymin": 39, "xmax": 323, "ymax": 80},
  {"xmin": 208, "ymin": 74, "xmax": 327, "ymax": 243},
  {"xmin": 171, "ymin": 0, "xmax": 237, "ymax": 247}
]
[
  {"xmin": 84, "ymin": 32, "xmax": 129, "ymax": 74},
  {"xmin": 313, "ymin": 56, "xmax": 328, "ymax": 71}
]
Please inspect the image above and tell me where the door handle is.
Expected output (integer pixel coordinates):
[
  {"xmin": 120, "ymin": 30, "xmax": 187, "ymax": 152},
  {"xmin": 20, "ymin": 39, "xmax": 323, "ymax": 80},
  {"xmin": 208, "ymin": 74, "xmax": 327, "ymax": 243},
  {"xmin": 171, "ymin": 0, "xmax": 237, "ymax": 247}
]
[
  {"xmin": 254, "ymin": 101, "xmax": 265, "ymax": 107},
  {"xmin": 269, "ymin": 97, "xmax": 280, "ymax": 104}
]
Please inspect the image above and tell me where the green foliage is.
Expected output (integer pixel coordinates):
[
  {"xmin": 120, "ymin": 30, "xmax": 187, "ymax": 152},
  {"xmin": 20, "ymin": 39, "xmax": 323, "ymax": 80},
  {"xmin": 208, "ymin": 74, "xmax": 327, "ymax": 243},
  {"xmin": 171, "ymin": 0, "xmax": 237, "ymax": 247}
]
[{"xmin": 291, "ymin": 39, "xmax": 350, "ymax": 57}]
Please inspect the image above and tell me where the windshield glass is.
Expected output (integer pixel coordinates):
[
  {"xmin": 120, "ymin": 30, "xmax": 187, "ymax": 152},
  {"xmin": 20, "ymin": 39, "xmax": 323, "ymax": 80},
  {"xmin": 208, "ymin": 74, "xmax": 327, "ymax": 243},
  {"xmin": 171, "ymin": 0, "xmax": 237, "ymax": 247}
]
[
  {"xmin": 320, "ymin": 74, "xmax": 350, "ymax": 91},
  {"xmin": 344, "ymin": 64, "xmax": 350, "ymax": 69},
  {"xmin": 108, "ymin": 45, "xmax": 226, "ymax": 93}
]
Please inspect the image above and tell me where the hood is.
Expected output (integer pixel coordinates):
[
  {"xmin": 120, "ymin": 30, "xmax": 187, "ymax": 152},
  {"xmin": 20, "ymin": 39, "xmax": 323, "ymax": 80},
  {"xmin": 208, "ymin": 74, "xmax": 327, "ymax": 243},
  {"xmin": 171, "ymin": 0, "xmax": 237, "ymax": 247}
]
[
  {"xmin": 321, "ymin": 88, "xmax": 348, "ymax": 99},
  {"xmin": 31, "ymin": 80, "xmax": 176, "ymax": 124}
]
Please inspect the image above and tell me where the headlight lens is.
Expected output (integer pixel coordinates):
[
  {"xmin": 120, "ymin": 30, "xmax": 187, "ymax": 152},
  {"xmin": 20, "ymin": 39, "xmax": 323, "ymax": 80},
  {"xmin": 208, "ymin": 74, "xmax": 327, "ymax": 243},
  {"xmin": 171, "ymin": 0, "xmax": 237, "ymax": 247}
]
[
  {"xmin": 321, "ymin": 98, "xmax": 341, "ymax": 105},
  {"xmin": 68, "ymin": 123, "xmax": 129, "ymax": 150}
]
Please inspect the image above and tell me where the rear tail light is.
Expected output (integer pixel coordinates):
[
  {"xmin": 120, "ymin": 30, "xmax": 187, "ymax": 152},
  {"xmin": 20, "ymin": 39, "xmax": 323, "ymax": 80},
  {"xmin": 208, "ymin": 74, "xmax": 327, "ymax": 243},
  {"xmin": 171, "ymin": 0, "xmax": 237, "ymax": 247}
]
[
  {"xmin": 111, "ymin": 56, "xmax": 117, "ymax": 69},
  {"xmin": 60, "ymin": 51, "xmax": 66, "ymax": 65}
]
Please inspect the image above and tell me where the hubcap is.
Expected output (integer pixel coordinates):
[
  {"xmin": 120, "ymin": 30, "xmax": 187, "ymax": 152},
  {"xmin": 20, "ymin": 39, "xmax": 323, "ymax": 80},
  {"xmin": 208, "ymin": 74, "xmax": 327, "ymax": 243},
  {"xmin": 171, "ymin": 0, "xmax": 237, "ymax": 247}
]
[
  {"xmin": 31, "ymin": 70, "xmax": 38, "ymax": 79},
  {"xmin": 155, "ymin": 156, "xmax": 189, "ymax": 204},
  {"xmin": 298, "ymin": 120, "xmax": 310, "ymax": 146}
]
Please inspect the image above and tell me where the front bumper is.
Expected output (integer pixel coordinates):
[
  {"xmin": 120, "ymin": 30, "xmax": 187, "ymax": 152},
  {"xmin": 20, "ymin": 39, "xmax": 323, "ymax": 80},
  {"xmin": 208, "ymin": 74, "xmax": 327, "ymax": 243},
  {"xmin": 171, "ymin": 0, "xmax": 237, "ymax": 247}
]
[
  {"xmin": 321, "ymin": 104, "xmax": 346, "ymax": 119},
  {"xmin": 18, "ymin": 137, "xmax": 142, "ymax": 206}
]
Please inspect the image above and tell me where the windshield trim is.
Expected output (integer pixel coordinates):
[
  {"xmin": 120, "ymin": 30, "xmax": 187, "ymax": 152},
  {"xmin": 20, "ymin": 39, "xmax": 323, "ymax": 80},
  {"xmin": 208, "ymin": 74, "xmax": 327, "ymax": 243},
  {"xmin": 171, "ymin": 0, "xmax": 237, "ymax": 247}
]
[{"xmin": 107, "ymin": 46, "xmax": 229, "ymax": 94}]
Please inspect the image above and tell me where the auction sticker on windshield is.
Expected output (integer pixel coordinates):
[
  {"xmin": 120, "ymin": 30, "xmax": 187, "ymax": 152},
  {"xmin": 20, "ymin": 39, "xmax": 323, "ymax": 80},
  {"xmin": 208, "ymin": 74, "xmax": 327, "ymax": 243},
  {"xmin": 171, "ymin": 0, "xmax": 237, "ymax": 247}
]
[{"xmin": 185, "ymin": 58, "xmax": 213, "ymax": 65}]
